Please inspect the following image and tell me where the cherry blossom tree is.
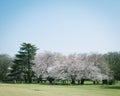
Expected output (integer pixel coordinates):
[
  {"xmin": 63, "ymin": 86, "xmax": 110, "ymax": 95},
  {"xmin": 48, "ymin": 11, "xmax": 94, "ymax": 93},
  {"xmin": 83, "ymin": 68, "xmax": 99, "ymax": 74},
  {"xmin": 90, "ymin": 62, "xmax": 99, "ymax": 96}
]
[
  {"xmin": 33, "ymin": 51, "xmax": 57, "ymax": 83},
  {"xmin": 33, "ymin": 52, "xmax": 113, "ymax": 85}
]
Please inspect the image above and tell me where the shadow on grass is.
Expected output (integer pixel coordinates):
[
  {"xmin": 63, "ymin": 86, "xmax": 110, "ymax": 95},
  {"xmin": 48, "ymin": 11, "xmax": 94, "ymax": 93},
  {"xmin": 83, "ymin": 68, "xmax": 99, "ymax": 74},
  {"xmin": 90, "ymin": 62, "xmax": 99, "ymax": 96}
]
[{"xmin": 101, "ymin": 85, "xmax": 120, "ymax": 90}]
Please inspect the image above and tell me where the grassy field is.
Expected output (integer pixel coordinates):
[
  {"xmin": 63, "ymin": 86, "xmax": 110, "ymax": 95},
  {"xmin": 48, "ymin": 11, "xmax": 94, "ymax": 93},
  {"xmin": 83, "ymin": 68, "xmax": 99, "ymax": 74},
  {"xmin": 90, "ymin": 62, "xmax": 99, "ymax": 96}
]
[{"xmin": 0, "ymin": 82, "xmax": 120, "ymax": 96}]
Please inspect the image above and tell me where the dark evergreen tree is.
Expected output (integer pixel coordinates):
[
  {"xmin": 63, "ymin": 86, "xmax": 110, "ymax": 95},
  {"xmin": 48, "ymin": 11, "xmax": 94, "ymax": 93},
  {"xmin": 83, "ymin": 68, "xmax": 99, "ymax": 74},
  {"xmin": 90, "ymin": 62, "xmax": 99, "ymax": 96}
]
[
  {"xmin": 10, "ymin": 43, "xmax": 38, "ymax": 83},
  {"xmin": 105, "ymin": 52, "xmax": 120, "ymax": 80}
]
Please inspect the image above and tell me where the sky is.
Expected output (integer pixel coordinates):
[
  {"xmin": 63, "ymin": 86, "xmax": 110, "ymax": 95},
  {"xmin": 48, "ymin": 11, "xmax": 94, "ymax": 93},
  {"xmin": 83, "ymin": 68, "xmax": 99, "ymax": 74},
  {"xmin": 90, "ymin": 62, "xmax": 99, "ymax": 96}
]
[{"xmin": 0, "ymin": 0, "xmax": 120, "ymax": 56}]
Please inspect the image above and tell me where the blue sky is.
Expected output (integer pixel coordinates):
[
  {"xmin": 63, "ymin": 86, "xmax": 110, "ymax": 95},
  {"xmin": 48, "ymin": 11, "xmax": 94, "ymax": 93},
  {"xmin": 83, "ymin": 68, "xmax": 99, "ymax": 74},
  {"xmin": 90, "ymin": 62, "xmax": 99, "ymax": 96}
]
[{"xmin": 0, "ymin": 0, "xmax": 120, "ymax": 56}]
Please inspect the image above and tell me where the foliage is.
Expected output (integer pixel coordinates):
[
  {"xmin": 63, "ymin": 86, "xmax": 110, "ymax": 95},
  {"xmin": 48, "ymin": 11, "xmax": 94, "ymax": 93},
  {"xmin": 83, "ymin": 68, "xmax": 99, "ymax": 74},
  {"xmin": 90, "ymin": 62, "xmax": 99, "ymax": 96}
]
[
  {"xmin": 34, "ymin": 52, "xmax": 112, "ymax": 84},
  {"xmin": 1, "ymin": 42, "xmax": 119, "ymax": 84},
  {"xmin": 105, "ymin": 52, "xmax": 120, "ymax": 80},
  {"xmin": 10, "ymin": 43, "xmax": 38, "ymax": 83},
  {"xmin": 0, "ymin": 54, "xmax": 13, "ymax": 82}
]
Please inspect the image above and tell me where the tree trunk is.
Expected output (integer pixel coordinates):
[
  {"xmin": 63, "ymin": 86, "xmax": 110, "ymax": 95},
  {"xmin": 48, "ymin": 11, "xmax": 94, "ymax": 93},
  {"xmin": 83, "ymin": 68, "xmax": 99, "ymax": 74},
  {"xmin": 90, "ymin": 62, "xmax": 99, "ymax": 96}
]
[
  {"xmin": 93, "ymin": 81, "xmax": 96, "ymax": 85},
  {"xmin": 37, "ymin": 78, "xmax": 40, "ymax": 83},
  {"xmin": 62, "ymin": 80, "xmax": 66, "ymax": 85},
  {"xmin": 27, "ymin": 72, "xmax": 32, "ymax": 83},
  {"xmin": 93, "ymin": 80, "xmax": 99, "ymax": 85},
  {"xmin": 71, "ymin": 79, "xmax": 75, "ymax": 84},
  {"xmin": 102, "ymin": 79, "xmax": 108, "ymax": 85},
  {"xmin": 78, "ymin": 80, "xmax": 80, "ymax": 85},
  {"xmin": 81, "ymin": 79, "xmax": 85, "ymax": 85},
  {"xmin": 24, "ymin": 75, "xmax": 28, "ymax": 83},
  {"xmin": 28, "ymin": 75, "xmax": 32, "ymax": 83}
]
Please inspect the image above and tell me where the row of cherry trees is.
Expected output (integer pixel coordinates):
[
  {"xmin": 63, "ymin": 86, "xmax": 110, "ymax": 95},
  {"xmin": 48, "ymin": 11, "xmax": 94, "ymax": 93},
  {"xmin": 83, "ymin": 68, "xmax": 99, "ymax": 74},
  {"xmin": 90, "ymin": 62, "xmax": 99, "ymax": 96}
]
[
  {"xmin": 33, "ymin": 51, "xmax": 113, "ymax": 84},
  {"xmin": 0, "ymin": 43, "xmax": 118, "ymax": 84}
]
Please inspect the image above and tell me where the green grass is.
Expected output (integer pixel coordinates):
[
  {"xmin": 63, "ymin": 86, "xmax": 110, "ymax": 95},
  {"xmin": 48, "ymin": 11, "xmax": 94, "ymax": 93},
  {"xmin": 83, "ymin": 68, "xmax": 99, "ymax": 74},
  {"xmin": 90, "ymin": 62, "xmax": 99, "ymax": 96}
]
[{"xmin": 0, "ymin": 82, "xmax": 120, "ymax": 96}]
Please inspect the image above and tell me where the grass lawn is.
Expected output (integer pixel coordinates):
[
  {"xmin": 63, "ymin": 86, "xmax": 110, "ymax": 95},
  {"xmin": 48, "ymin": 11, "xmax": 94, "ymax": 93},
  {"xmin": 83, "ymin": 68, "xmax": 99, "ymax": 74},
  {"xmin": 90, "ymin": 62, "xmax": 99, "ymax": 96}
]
[{"xmin": 0, "ymin": 82, "xmax": 120, "ymax": 96}]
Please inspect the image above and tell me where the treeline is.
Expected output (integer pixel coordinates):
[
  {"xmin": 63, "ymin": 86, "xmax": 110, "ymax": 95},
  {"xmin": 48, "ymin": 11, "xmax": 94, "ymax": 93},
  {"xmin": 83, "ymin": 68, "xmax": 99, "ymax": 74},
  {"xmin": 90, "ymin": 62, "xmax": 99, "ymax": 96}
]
[{"xmin": 0, "ymin": 43, "xmax": 120, "ymax": 85}]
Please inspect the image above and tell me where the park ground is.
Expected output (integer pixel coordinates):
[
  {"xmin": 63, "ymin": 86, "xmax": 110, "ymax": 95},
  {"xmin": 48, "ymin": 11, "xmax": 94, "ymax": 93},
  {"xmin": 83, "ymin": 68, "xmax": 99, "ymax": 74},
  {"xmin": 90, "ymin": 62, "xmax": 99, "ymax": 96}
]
[{"xmin": 0, "ymin": 81, "xmax": 120, "ymax": 96}]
